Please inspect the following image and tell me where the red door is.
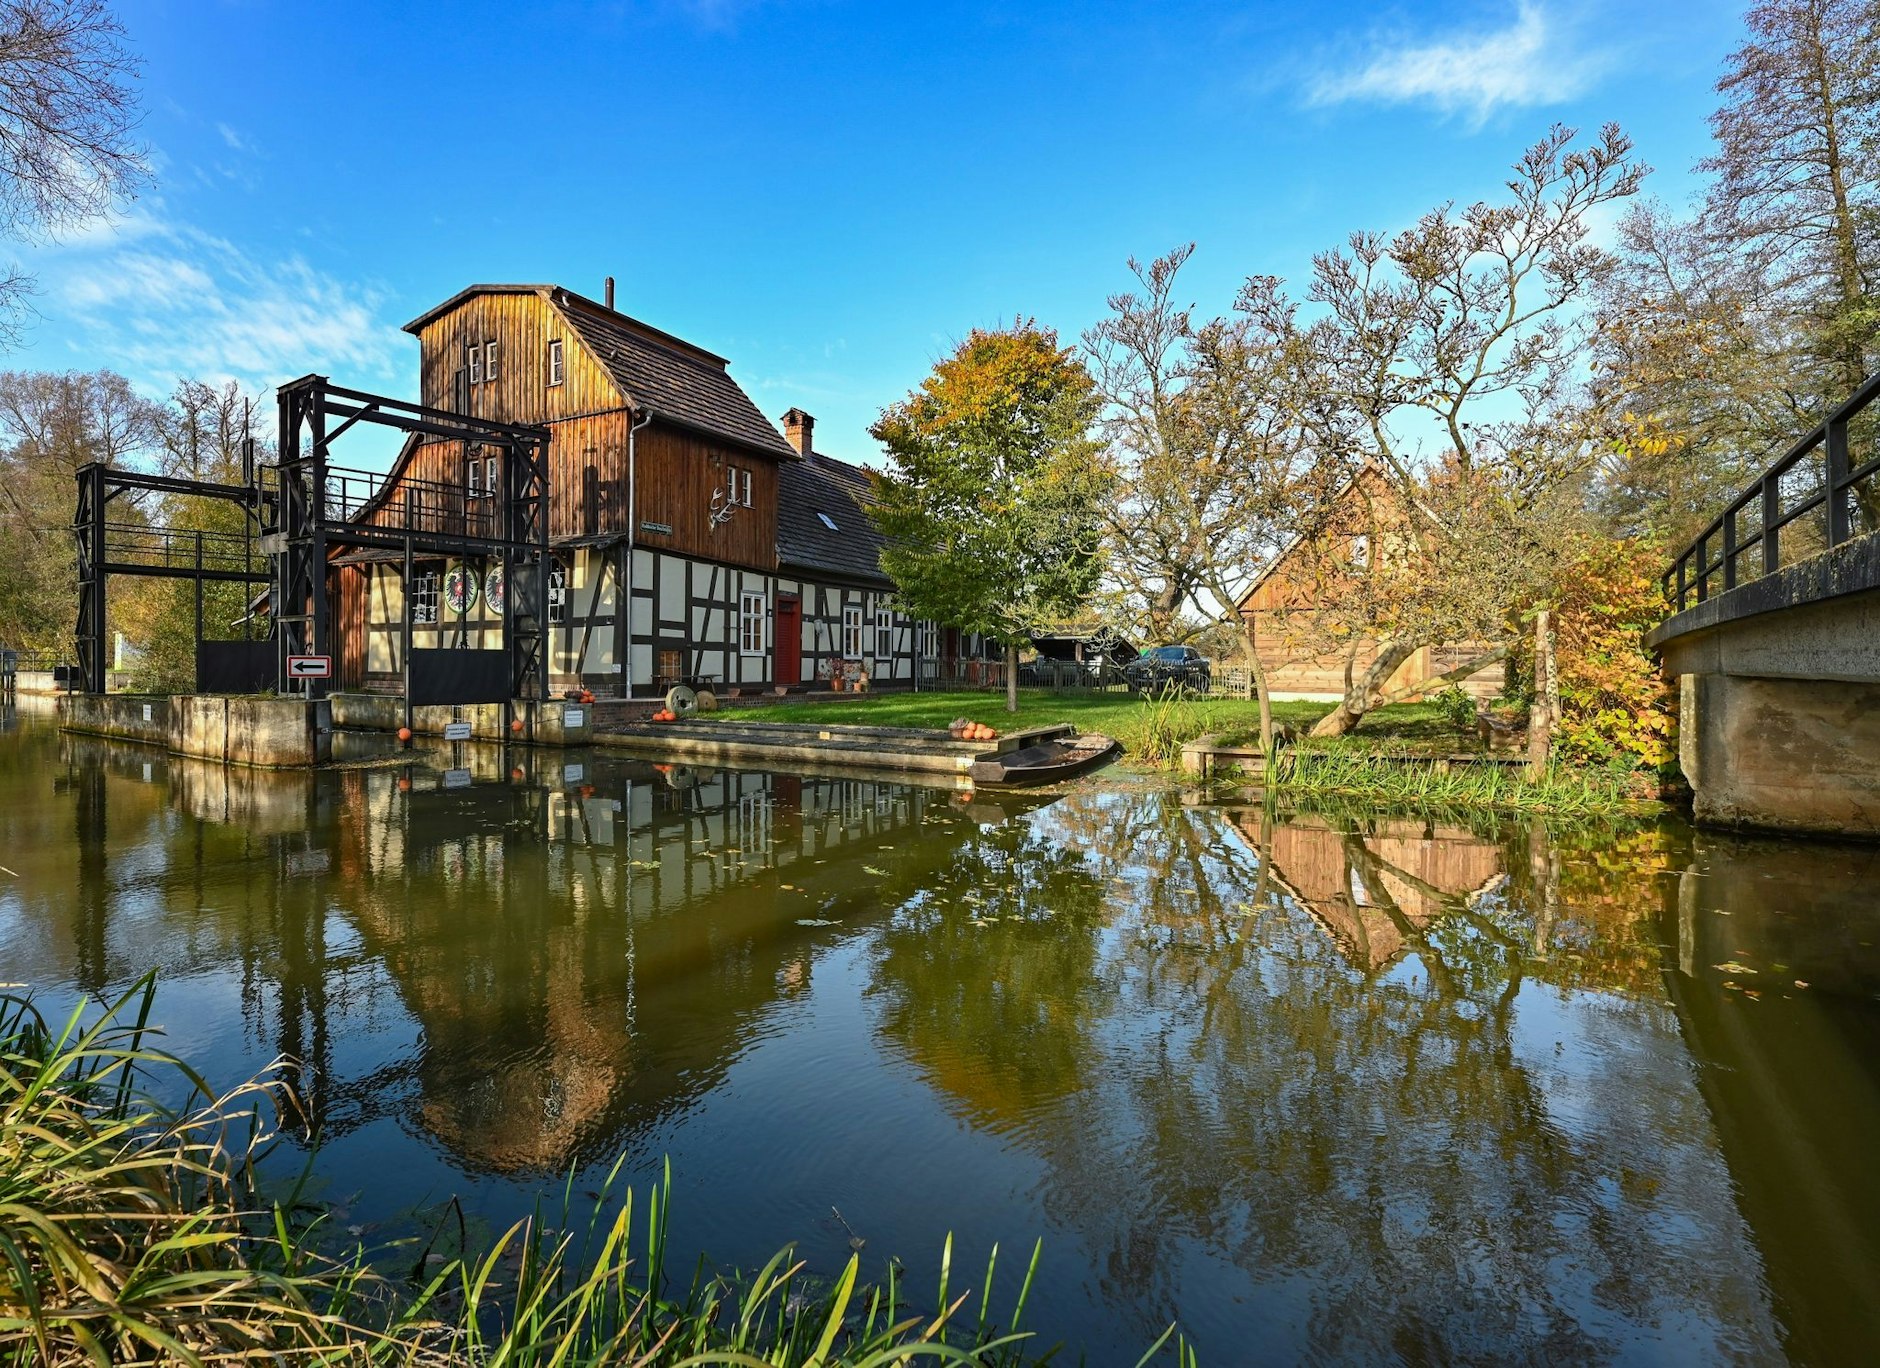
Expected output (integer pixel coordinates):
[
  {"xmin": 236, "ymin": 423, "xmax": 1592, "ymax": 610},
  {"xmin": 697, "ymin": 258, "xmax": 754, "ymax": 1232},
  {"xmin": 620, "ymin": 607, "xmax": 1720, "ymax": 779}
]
[{"xmin": 774, "ymin": 596, "xmax": 801, "ymax": 687}]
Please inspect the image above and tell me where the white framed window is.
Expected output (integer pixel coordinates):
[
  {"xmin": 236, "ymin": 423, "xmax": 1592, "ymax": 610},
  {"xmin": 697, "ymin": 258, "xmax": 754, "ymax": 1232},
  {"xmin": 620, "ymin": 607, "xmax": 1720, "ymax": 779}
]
[
  {"xmin": 484, "ymin": 339, "xmax": 499, "ymax": 381},
  {"xmin": 1351, "ymin": 533, "xmax": 1370, "ymax": 567},
  {"xmin": 724, "ymin": 463, "xmax": 753, "ymax": 508},
  {"xmin": 740, "ymin": 467, "xmax": 752, "ymax": 506},
  {"xmin": 411, "ymin": 572, "xmax": 439, "ymax": 625},
  {"xmin": 842, "ymin": 604, "xmax": 864, "ymax": 660},
  {"xmin": 547, "ymin": 338, "xmax": 564, "ymax": 387},
  {"xmin": 548, "ymin": 560, "xmax": 568, "ymax": 624},
  {"xmin": 467, "ymin": 343, "xmax": 482, "ymax": 384},
  {"xmin": 484, "ymin": 454, "xmax": 499, "ymax": 497},
  {"xmin": 918, "ymin": 620, "xmax": 938, "ymax": 659},
  {"xmin": 740, "ymin": 590, "xmax": 766, "ymax": 656},
  {"xmin": 875, "ymin": 604, "xmax": 893, "ymax": 658},
  {"xmin": 466, "ymin": 456, "xmax": 484, "ymax": 498}
]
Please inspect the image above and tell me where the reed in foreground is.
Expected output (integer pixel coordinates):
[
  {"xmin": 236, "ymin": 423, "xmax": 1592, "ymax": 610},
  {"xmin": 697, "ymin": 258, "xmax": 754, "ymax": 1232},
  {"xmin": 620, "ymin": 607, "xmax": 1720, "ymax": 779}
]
[{"xmin": 0, "ymin": 978, "xmax": 1196, "ymax": 1367}]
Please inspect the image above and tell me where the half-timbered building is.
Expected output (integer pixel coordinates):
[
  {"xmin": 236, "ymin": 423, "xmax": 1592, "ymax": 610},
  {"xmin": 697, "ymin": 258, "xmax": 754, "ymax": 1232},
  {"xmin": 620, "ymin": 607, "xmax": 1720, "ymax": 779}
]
[{"xmin": 334, "ymin": 282, "xmax": 985, "ymax": 700}]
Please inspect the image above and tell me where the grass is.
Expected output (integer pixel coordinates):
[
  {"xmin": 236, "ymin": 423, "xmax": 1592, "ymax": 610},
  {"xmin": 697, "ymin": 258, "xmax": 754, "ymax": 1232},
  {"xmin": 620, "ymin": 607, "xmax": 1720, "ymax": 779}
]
[
  {"xmin": 1, "ymin": 976, "xmax": 1197, "ymax": 1367},
  {"xmin": 1255, "ymin": 748, "xmax": 1644, "ymax": 817}
]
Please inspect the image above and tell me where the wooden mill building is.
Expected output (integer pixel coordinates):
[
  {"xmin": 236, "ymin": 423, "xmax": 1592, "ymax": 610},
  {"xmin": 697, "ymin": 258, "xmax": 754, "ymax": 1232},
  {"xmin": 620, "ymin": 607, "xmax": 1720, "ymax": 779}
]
[{"xmin": 335, "ymin": 283, "xmax": 986, "ymax": 698}]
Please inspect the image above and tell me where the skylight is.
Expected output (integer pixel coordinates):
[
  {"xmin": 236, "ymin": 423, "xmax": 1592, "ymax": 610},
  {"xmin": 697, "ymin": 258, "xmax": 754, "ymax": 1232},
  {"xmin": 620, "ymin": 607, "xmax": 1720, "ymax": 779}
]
[{"xmin": 817, "ymin": 512, "xmax": 839, "ymax": 531}]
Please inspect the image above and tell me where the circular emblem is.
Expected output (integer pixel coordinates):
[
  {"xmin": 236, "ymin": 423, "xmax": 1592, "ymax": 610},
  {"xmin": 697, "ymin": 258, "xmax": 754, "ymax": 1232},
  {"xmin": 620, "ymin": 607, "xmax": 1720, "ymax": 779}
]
[
  {"xmin": 445, "ymin": 563, "xmax": 478, "ymax": 614},
  {"xmin": 484, "ymin": 565, "xmax": 506, "ymax": 617}
]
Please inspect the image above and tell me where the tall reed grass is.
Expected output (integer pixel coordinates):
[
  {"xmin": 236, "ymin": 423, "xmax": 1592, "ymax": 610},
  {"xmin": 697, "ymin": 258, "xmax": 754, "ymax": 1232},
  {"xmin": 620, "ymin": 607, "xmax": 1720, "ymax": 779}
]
[
  {"xmin": 1263, "ymin": 749, "xmax": 1638, "ymax": 816},
  {"xmin": 1, "ymin": 978, "xmax": 1196, "ymax": 1367}
]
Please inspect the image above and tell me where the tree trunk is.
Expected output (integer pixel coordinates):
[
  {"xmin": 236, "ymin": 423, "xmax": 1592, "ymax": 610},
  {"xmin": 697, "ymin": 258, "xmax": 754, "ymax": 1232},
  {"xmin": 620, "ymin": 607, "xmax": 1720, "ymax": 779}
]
[
  {"xmin": 1235, "ymin": 615, "xmax": 1275, "ymax": 754},
  {"xmin": 1309, "ymin": 637, "xmax": 1419, "ymax": 738},
  {"xmin": 1525, "ymin": 609, "xmax": 1556, "ymax": 781},
  {"xmin": 1005, "ymin": 641, "xmax": 1019, "ymax": 714}
]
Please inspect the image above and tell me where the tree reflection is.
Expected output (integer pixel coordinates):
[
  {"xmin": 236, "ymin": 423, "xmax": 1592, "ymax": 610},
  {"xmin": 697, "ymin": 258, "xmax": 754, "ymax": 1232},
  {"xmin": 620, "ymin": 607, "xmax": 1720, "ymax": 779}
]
[{"xmin": 868, "ymin": 789, "xmax": 1778, "ymax": 1362}]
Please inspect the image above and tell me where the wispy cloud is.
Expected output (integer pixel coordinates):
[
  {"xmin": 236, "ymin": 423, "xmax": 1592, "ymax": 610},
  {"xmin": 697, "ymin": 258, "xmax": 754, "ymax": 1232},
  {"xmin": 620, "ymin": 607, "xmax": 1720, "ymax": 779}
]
[
  {"xmin": 1308, "ymin": 2, "xmax": 1606, "ymax": 125},
  {"xmin": 30, "ymin": 207, "xmax": 402, "ymax": 397}
]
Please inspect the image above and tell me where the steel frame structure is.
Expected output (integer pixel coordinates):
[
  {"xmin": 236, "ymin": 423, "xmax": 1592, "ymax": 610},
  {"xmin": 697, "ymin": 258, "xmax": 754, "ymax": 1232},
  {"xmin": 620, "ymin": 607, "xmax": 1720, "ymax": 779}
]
[
  {"xmin": 74, "ymin": 375, "xmax": 553, "ymax": 702},
  {"xmin": 273, "ymin": 376, "xmax": 553, "ymax": 702},
  {"xmin": 73, "ymin": 465, "xmax": 270, "ymax": 694}
]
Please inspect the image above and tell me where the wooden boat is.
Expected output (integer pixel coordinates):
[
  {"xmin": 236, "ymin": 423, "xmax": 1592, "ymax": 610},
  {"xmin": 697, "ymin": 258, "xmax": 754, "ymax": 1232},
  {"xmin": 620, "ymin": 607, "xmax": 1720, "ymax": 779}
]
[{"xmin": 968, "ymin": 732, "xmax": 1120, "ymax": 788}]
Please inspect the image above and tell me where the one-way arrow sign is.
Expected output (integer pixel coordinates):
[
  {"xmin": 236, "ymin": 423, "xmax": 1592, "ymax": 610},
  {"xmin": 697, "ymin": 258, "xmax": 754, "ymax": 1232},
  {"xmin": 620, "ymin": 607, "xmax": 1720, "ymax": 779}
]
[{"xmin": 286, "ymin": 655, "xmax": 332, "ymax": 679}]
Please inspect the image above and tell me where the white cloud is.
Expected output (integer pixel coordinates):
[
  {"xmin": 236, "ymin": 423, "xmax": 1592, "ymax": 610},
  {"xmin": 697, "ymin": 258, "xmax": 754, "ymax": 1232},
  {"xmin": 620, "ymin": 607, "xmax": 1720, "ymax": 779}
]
[
  {"xmin": 31, "ymin": 209, "xmax": 403, "ymax": 399},
  {"xmin": 215, "ymin": 122, "xmax": 252, "ymax": 153},
  {"xmin": 1309, "ymin": 2, "xmax": 1606, "ymax": 124}
]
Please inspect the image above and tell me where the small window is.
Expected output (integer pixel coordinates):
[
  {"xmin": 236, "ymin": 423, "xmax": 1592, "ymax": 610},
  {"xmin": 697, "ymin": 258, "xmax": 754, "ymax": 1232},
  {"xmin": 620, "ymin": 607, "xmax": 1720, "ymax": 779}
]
[
  {"xmin": 875, "ymin": 604, "xmax": 893, "ymax": 658},
  {"xmin": 485, "ymin": 454, "xmax": 499, "ymax": 497},
  {"xmin": 548, "ymin": 560, "xmax": 567, "ymax": 624},
  {"xmin": 817, "ymin": 511, "xmax": 838, "ymax": 531},
  {"xmin": 466, "ymin": 456, "xmax": 483, "ymax": 498},
  {"xmin": 725, "ymin": 463, "xmax": 753, "ymax": 508},
  {"xmin": 468, "ymin": 343, "xmax": 483, "ymax": 384},
  {"xmin": 411, "ymin": 572, "xmax": 439, "ymax": 625},
  {"xmin": 547, "ymin": 338, "xmax": 564, "ymax": 387},
  {"xmin": 842, "ymin": 604, "xmax": 864, "ymax": 660},
  {"xmin": 740, "ymin": 590, "xmax": 766, "ymax": 656},
  {"xmin": 739, "ymin": 467, "xmax": 752, "ymax": 506},
  {"xmin": 484, "ymin": 339, "xmax": 499, "ymax": 381},
  {"xmin": 918, "ymin": 620, "xmax": 938, "ymax": 659},
  {"xmin": 1351, "ymin": 533, "xmax": 1370, "ymax": 567}
]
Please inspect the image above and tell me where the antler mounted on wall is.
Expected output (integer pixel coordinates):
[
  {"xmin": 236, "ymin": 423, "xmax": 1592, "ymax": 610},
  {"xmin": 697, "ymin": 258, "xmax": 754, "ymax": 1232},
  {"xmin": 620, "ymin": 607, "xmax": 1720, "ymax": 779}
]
[{"xmin": 708, "ymin": 486, "xmax": 736, "ymax": 530}]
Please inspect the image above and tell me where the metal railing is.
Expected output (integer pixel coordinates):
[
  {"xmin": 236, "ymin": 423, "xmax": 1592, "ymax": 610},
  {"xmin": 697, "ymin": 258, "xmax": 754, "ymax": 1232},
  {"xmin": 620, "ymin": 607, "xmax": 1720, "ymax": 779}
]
[
  {"xmin": 1664, "ymin": 370, "xmax": 1880, "ymax": 613},
  {"xmin": 320, "ymin": 464, "xmax": 504, "ymax": 541},
  {"xmin": 101, "ymin": 522, "xmax": 260, "ymax": 575}
]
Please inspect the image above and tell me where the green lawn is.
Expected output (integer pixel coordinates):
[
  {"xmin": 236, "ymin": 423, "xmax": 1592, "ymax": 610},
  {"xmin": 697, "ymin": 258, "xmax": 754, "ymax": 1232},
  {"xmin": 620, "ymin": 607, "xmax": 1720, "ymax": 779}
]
[{"xmin": 730, "ymin": 690, "xmax": 1488, "ymax": 762}]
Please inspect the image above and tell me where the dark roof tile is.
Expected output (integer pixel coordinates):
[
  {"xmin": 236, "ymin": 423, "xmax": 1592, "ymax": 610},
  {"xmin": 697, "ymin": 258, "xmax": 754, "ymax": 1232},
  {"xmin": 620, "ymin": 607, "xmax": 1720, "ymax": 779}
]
[{"xmin": 777, "ymin": 454, "xmax": 891, "ymax": 584}]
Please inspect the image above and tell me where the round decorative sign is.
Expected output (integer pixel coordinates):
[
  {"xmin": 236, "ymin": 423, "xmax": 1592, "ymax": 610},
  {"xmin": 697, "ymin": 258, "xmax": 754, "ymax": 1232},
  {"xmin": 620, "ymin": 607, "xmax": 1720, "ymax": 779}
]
[
  {"xmin": 484, "ymin": 565, "xmax": 506, "ymax": 617},
  {"xmin": 444, "ymin": 563, "xmax": 478, "ymax": 615}
]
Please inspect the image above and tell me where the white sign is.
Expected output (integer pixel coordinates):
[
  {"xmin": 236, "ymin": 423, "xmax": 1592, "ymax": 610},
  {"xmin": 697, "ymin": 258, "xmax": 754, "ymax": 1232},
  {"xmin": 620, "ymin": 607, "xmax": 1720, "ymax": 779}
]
[
  {"xmin": 563, "ymin": 764, "xmax": 584, "ymax": 784},
  {"xmin": 141, "ymin": 703, "xmax": 152, "ymax": 721},
  {"xmin": 563, "ymin": 707, "xmax": 585, "ymax": 727},
  {"xmin": 443, "ymin": 722, "xmax": 472, "ymax": 742},
  {"xmin": 286, "ymin": 655, "xmax": 331, "ymax": 679},
  {"xmin": 442, "ymin": 768, "xmax": 472, "ymax": 788}
]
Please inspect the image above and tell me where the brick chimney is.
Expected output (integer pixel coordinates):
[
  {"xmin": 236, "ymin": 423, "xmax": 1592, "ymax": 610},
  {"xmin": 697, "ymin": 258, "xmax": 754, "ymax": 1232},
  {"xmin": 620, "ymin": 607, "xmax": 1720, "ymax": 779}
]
[{"xmin": 782, "ymin": 407, "xmax": 814, "ymax": 458}]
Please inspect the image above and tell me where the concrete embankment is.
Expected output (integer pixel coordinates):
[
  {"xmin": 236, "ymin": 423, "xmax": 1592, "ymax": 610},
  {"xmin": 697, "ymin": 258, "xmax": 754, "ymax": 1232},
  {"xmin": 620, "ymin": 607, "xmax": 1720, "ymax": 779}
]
[{"xmin": 59, "ymin": 694, "xmax": 332, "ymax": 767}]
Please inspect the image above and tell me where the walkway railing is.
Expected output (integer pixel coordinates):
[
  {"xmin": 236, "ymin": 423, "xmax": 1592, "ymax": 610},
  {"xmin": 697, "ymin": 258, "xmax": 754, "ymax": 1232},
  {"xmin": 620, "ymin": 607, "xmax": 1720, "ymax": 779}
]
[{"xmin": 1664, "ymin": 369, "xmax": 1880, "ymax": 613}]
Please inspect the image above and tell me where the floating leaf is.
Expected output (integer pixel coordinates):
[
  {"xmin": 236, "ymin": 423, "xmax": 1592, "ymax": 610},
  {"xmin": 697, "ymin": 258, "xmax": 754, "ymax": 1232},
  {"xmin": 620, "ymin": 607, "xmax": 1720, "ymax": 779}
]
[{"xmin": 1713, "ymin": 961, "xmax": 1756, "ymax": 975}]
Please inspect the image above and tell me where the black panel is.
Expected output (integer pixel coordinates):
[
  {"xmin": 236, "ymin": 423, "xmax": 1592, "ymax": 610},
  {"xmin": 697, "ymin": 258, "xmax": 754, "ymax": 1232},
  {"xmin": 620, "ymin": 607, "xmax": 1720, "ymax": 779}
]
[
  {"xmin": 196, "ymin": 640, "xmax": 275, "ymax": 694},
  {"xmin": 409, "ymin": 648, "xmax": 510, "ymax": 705}
]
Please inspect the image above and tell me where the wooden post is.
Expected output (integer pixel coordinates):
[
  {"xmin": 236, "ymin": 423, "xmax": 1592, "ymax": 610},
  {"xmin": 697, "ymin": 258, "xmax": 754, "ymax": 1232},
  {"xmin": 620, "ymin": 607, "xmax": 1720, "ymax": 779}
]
[{"xmin": 1526, "ymin": 609, "xmax": 1556, "ymax": 782}]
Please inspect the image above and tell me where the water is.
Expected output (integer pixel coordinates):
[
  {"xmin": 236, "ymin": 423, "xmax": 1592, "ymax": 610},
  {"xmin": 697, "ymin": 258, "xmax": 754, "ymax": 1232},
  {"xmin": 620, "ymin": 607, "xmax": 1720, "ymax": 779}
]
[{"xmin": 3, "ymin": 705, "xmax": 1878, "ymax": 1366}]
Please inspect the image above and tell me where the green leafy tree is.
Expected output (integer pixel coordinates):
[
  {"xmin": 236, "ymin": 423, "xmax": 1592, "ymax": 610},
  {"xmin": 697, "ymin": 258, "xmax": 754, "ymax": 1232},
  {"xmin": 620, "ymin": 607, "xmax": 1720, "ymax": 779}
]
[{"xmin": 869, "ymin": 321, "xmax": 1113, "ymax": 713}]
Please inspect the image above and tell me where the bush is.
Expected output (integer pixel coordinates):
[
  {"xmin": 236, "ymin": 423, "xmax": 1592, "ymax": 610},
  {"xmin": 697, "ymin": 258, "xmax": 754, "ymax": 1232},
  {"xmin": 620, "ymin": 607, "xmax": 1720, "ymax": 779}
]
[{"xmin": 1432, "ymin": 685, "xmax": 1477, "ymax": 732}]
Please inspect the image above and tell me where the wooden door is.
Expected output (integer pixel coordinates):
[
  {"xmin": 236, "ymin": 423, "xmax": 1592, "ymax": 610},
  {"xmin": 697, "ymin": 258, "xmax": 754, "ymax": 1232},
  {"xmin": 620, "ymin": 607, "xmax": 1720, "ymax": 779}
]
[{"xmin": 774, "ymin": 596, "xmax": 801, "ymax": 686}]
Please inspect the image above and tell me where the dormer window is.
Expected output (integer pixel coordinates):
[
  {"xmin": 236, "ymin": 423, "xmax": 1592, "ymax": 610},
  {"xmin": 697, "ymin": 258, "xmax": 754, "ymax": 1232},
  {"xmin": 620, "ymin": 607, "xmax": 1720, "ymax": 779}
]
[
  {"xmin": 547, "ymin": 339, "xmax": 564, "ymax": 387},
  {"xmin": 816, "ymin": 512, "xmax": 838, "ymax": 531}
]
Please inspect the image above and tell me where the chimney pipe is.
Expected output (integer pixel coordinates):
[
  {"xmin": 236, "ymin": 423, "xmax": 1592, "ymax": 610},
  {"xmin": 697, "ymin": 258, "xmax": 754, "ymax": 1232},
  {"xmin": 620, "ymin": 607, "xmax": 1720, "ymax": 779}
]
[
  {"xmin": 782, "ymin": 408, "xmax": 814, "ymax": 458},
  {"xmin": 604, "ymin": 276, "xmax": 615, "ymax": 311}
]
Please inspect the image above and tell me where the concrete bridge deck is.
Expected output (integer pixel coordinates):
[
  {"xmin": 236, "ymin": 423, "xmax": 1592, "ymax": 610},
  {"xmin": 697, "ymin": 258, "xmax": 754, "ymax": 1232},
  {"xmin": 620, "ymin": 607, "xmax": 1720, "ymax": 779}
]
[{"xmin": 1649, "ymin": 373, "xmax": 1880, "ymax": 838}]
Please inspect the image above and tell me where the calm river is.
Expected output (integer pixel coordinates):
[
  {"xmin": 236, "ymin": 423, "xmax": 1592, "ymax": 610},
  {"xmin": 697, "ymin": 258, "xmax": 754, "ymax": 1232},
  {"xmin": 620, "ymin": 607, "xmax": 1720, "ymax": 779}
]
[{"xmin": 2, "ymin": 705, "xmax": 1877, "ymax": 1365}]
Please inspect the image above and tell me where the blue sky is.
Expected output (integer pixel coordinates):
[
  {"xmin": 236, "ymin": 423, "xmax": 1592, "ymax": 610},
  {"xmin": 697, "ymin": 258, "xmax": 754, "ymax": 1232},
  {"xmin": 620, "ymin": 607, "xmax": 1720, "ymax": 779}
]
[{"xmin": 22, "ymin": 0, "xmax": 1745, "ymax": 468}]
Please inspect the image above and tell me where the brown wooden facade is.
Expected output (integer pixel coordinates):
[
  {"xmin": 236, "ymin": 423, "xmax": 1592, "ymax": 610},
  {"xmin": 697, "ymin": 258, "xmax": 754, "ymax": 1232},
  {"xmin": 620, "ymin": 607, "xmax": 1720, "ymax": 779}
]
[
  {"xmin": 334, "ymin": 283, "xmax": 950, "ymax": 698},
  {"xmin": 1237, "ymin": 465, "xmax": 1502, "ymax": 702}
]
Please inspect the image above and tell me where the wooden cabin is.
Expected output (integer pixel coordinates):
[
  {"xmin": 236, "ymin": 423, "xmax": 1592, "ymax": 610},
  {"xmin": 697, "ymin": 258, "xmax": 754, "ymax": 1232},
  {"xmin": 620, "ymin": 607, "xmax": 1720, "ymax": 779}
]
[
  {"xmin": 1237, "ymin": 463, "xmax": 1503, "ymax": 702},
  {"xmin": 332, "ymin": 283, "xmax": 974, "ymax": 698}
]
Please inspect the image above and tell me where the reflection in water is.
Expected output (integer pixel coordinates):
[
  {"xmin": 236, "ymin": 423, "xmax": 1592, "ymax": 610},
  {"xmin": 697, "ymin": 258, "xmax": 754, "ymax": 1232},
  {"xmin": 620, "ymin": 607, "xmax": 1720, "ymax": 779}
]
[{"xmin": 2, "ymin": 717, "xmax": 1878, "ymax": 1365}]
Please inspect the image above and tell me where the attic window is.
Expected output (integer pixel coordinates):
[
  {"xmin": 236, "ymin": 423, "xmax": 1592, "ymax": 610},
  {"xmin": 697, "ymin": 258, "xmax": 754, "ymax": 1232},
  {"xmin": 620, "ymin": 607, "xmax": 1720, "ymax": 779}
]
[
  {"xmin": 484, "ymin": 339, "xmax": 499, "ymax": 381},
  {"xmin": 547, "ymin": 338, "xmax": 564, "ymax": 387},
  {"xmin": 816, "ymin": 512, "xmax": 838, "ymax": 531}
]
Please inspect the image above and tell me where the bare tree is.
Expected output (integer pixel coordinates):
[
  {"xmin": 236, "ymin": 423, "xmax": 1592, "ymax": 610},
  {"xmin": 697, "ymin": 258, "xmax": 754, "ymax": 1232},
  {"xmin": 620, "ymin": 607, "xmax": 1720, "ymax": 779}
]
[
  {"xmin": 1246, "ymin": 124, "xmax": 1643, "ymax": 737},
  {"xmin": 1701, "ymin": 0, "xmax": 1880, "ymax": 392},
  {"xmin": 0, "ymin": 0, "xmax": 147, "ymax": 342},
  {"xmin": 1087, "ymin": 246, "xmax": 1350, "ymax": 750}
]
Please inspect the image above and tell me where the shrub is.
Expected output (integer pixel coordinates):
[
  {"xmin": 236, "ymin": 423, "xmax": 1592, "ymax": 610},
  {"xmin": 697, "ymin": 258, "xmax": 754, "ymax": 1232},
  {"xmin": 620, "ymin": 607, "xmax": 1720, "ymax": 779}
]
[{"xmin": 1432, "ymin": 685, "xmax": 1477, "ymax": 732}]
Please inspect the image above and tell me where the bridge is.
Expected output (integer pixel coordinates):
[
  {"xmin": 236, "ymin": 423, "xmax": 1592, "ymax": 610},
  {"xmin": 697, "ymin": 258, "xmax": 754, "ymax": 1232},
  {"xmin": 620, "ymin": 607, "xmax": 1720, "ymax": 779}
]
[{"xmin": 1647, "ymin": 372, "xmax": 1880, "ymax": 838}]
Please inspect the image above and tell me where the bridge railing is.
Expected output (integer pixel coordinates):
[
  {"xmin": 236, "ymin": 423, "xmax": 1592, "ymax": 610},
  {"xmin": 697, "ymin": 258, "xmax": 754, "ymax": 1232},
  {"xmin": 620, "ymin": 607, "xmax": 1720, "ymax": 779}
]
[{"xmin": 1664, "ymin": 370, "xmax": 1880, "ymax": 613}]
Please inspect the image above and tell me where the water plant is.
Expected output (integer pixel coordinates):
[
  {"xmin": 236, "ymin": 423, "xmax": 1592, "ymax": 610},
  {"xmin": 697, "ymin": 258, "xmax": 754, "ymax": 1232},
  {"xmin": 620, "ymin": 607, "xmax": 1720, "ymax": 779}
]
[
  {"xmin": 0, "ymin": 978, "xmax": 1197, "ymax": 1366},
  {"xmin": 1263, "ymin": 749, "xmax": 1643, "ymax": 817}
]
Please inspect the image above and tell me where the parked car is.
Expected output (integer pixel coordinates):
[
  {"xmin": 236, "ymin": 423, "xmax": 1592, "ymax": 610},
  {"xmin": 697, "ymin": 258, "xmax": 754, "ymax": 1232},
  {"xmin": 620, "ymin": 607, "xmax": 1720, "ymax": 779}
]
[{"xmin": 1125, "ymin": 645, "xmax": 1212, "ymax": 693}]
